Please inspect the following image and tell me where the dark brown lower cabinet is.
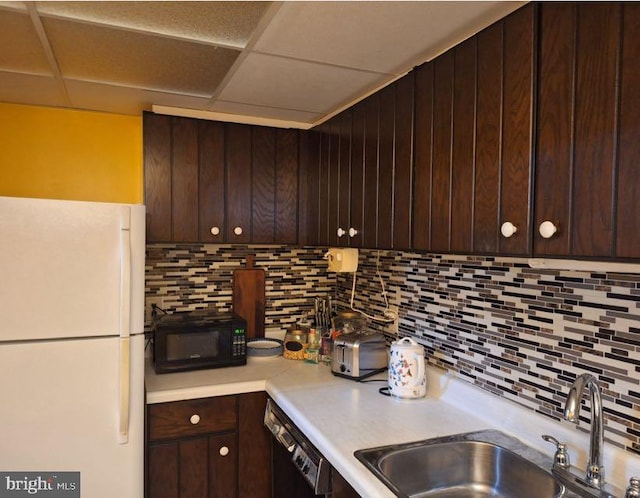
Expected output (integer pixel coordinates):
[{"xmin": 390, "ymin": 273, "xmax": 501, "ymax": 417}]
[
  {"xmin": 146, "ymin": 393, "xmax": 270, "ymax": 498},
  {"xmin": 148, "ymin": 433, "xmax": 237, "ymax": 498}
]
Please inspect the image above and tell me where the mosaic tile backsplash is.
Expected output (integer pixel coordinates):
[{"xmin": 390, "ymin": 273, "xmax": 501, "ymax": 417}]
[
  {"xmin": 146, "ymin": 244, "xmax": 640, "ymax": 457},
  {"xmin": 336, "ymin": 250, "xmax": 640, "ymax": 456},
  {"xmin": 145, "ymin": 244, "xmax": 333, "ymax": 334}
]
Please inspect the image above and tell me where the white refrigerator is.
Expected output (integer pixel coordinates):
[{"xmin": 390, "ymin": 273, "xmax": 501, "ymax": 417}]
[{"xmin": 0, "ymin": 196, "xmax": 145, "ymax": 497}]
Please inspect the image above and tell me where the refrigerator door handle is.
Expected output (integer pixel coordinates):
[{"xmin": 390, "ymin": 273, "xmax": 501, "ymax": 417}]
[
  {"xmin": 119, "ymin": 220, "xmax": 131, "ymax": 340},
  {"xmin": 118, "ymin": 337, "xmax": 130, "ymax": 444}
]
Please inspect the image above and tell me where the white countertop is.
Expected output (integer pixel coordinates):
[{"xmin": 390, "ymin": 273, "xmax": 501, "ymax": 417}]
[{"xmin": 146, "ymin": 357, "xmax": 640, "ymax": 497}]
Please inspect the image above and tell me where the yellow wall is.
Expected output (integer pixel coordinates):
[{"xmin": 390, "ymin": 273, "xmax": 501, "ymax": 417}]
[{"xmin": 0, "ymin": 103, "xmax": 142, "ymax": 203}]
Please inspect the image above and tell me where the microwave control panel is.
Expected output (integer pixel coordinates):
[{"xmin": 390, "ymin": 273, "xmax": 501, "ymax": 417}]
[{"xmin": 232, "ymin": 326, "xmax": 246, "ymax": 358}]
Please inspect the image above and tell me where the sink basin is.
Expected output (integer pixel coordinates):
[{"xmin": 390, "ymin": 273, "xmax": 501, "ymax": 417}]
[{"xmin": 355, "ymin": 430, "xmax": 565, "ymax": 498}]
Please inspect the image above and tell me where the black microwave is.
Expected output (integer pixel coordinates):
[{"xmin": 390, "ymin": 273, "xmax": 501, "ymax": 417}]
[{"xmin": 153, "ymin": 310, "xmax": 247, "ymax": 374}]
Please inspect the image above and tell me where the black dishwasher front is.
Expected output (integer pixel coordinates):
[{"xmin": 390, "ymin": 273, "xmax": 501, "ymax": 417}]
[{"xmin": 264, "ymin": 398, "xmax": 332, "ymax": 497}]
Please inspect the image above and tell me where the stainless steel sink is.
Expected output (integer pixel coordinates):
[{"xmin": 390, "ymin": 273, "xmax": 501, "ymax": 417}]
[{"xmin": 355, "ymin": 430, "xmax": 567, "ymax": 498}]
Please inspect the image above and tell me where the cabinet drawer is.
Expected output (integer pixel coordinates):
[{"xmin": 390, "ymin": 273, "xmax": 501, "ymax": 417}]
[{"xmin": 148, "ymin": 396, "xmax": 237, "ymax": 441}]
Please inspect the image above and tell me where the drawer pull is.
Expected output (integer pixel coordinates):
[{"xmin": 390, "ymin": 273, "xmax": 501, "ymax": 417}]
[
  {"xmin": 189, "ymin": 414, "xmax": 200, "ymax": 425},
  {"xmin": 219, "ymin": 446, "xmax": 230, "ymax": 457}
]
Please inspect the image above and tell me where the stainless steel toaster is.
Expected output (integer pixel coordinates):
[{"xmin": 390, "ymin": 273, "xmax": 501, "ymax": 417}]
[{"xmin": 331, "ymin": 332, "xmax": 387, "ymax": 380}]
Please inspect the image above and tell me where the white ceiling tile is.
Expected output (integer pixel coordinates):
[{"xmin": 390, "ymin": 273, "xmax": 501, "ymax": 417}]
[
  {"xmin": 0, "ymin": 72, "xmax": 65, "ymax": 107},
  {"xmin": 254, "ymin": 1, "xmax": 523, "ymax": 74},
  {"xmin": 65, "ymin": 79, "xmax": 213, "ymax": 115},
  {"xmin": 43, "ymin": 17, "xmax": 240, "ymax": 96},
  {"xmin": 0, "ymin": 1, "xmax": 528, "ymax": 123},
  {"xmin": 0, "ymin": 10, "xmax": 52, "ymax": 74},
  {"xmin": 35, "ymin": 1, "xmax": 272, "ymax": 48},
  {"xmin": 218, "ymin": 53, "xmax": 384, "ymax": 113}
]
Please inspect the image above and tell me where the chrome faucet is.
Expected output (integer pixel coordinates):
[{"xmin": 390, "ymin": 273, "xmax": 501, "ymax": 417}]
[{"xmin": 564, "ymin": 373, "xmax": 605, "ymax": 488}]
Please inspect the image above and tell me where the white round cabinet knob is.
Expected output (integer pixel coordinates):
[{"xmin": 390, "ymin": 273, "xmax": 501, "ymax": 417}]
[
  {"xmin": 210, "ymin": 226, "xmax": 220, "ymax": 236},
  {"xmin": 337, "ymin": 228, "xmax": 346, "ymax": 237},
  {"xmin": 219, "ymin": 446, "xmax": 230, "ymax": 457},
  {"xmin": 190, "ymin": 414, "xmax": 200, "ymax": 425},
  {"xmin": 348, "ymin": 227, "xmax": 358, "ymax": 238},
  {"xmin": 539, "ymin": 221, "xmax": 558, "ymax": 239},
  {"xmin": 233, "ymin": 226, "xmax": 243, "ymax": 236},
  {"xmin": 500, "ymin": 222, "xmax": 518, "ymax": 238}
]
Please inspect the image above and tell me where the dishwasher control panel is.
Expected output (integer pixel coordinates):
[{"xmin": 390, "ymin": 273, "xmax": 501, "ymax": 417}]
[
  {"xmin": 293, "ymin": 445, "xmax": 320, "ymax": 489},
  {"xmin": 264, "ymin": 398, "xmax": 332, "ymax": 495}
]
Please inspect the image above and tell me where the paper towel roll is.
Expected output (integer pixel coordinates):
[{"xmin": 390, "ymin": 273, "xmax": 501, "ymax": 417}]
[{"xmin": 325, "ymin": 248, "xmax": 359, "ymax": 272}]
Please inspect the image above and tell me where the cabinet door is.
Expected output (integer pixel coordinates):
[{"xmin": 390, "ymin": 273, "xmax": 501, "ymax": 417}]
[
  {"xmin": 147, "ymin": 433, "xmax": 237, "ymax": 498},
  {"xmin": 143, "ymin": 112, "xmax": 172, "ymax": 242},
  {"xmin": 143, "ymin": 113, "xmax": 200, "ymax": 243},
  {"xmin": 451, "ymin": 38, "xmax": 476, "ymax": 253},
  {"xmin": 226, "ymin": 123, "xmax": 252, "ymax": 243},
  {"xmin": 430, "ymin": 51, "xmax": 454, "ymax": 253},
  {"xmin": 362, "ymin": 93, "xmax": 380, "ymax": 248},
  {"xmin": 251, "ymin": 127, "xmax": 276, "ymax": 243},
  {"xmin": 535, "ymin": 2, "xmax": 638, "ymax": 259},
  {"xmin": 377, "ymin": 84, "xmax": 395, "ymax": 249},
  {"xmin": 413, "ymin": 6, "xmax": 534, "ymax": 255},
  {"xmin": 275, "ymin": 129, "xmax": 300, "ymax": 244},
  {"xmin": 473, "ymin": 22, "xmax": 502, "ymax": 254},
  {"xmin": 349, "ymin": 102, "xmax": 365, "ymax": 247},
  {"xmin": 337, "ymin": 110, "xmax": 352, "ymax": 247},
  {"xmin": 238, "ymin": 392, "xmax": 271, "ymax": 498},
  {"xmin": 393, "ymin": 73, "xmax": 415, "ymax": 250},
  {"xmin": 498, "ymin": 5, "xmax": 534, "ymax": 255},
  {"xmin": 300, "ymin": 130, "xmax": 321, "ymax": 246},
  {"xmin": 413, "ymin": 62, "xmax": 434, "ymax": 251},
  {"xmin": 617, "ymin": 3, "xmax": 640, "ymax": 258},
  {"xmin": 199, "ymin": 120, "xmax": 226, "ymax": 242},
  {"xmin": 208, "ymin": 432, "xmax": 238, "ymax": 498}
]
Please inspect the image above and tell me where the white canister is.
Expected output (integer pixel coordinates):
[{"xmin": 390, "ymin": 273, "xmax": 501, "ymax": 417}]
[{"xmin": 388, "ymin": 337, "xmax": 427, "ymax": 399}]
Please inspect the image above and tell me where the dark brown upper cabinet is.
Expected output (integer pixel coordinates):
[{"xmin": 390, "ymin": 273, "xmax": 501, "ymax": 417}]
[
  {"xmin": 307, "ymin": 73, "xmax": 414, "ymax": 249},
  {"xmin": 535, "ymin": 2, "xmax": 640, "ymax": 260},
  {"xmin": 413, "ymin": 4, "xmax": 535, "ymax": 255},
  {"xmin": 143, "ymin": 112, "xmax": 301, "ymax": 244}
]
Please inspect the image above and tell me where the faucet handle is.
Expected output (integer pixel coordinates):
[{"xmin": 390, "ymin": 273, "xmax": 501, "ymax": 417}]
[
  {"xmin": 542, "ymin": 434, "xmax": 571, "ymax": 468},
  {"xmin": 626, "ymin": 477, "xmax": 640, "ymax": 498}
]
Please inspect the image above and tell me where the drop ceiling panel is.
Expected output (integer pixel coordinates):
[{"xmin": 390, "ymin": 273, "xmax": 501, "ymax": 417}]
[
  {"xmin": 254, "ymin": 1, "xmax": 519, "ymax": 74},
  {"xmin": 65, "ymin": 79, "xmax": 213, "ymax": 115},
  {"xmin": 36, "ymin": 1, "xmax": 272, "ymax": 48},
  {"xmin": 0, "ymin": 72, "xmax": 65, "ymax": 107},
  {"xmin": 218, "ymin": 52, "xmax": 384, "ymax": 113},
  {"xmin": 210, "ymin": 99, "xmax": 322, "ymax": 125},
  {"xmin": 0, "ymin": 10, "xmax": 52, "ymax": 74},
  {"xmin": 43, "ymin": 17, "xmax": 241, "ymax": 95},
  {"xmin": 0, "ymin": 1, "xmax": 528, "ymax": 127}
]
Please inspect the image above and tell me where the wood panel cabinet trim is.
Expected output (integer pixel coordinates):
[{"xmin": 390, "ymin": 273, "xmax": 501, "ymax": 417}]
[
  {"xmin": 251, "ymin": 126, "xmax": 276, "ymax": 243},
  {"xmin": 275, "ymin": 129, "xmax": 300, "ymax": 244},
  {"xmin": 473, "ymin": 22, "xmax": 503, "ymax": 254},
  {"xmin": 413, "ymin": 62, "xmax": 434, "ymax": 251}
]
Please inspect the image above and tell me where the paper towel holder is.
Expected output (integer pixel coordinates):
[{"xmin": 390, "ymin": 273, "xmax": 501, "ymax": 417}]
[{"xmin": 324, "ymin": 248, "xmax": 359, "ymax": 273}]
